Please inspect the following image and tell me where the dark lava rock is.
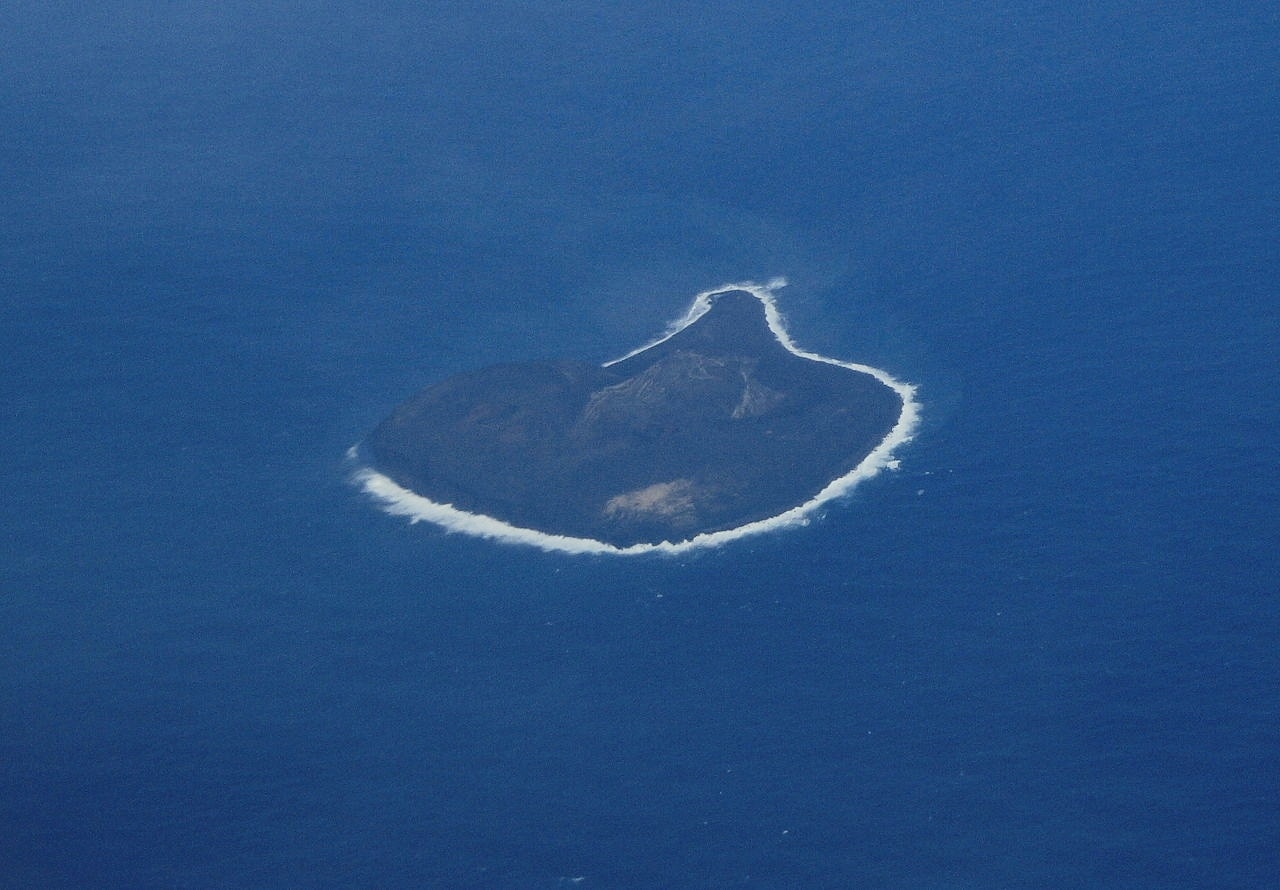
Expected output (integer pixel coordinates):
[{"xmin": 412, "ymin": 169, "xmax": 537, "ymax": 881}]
[{"xmin": 366, "ymin": 289, "xmax": 903, "ymax": 546}]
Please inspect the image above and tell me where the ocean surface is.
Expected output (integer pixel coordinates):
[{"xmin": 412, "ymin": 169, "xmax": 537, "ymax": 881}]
[{"xmin": 3, "ymin": 3, "xmax": 1278, "ymax": 886}]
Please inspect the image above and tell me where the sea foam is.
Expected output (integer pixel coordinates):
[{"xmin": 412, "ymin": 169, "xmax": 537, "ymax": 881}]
[{"xmin": 351, "ymin": 280, "xmax": 921, "ymax": 555}]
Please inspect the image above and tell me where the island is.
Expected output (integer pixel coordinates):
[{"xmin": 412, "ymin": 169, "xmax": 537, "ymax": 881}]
[{"xmin": 354, "ymin": 282, "xmax": 919, "ymax": 553}]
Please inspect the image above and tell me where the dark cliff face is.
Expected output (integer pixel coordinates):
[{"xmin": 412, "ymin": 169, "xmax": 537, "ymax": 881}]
[{"xmin": 367, "ymin": 290, "xmax": 903, "ymax": 546}]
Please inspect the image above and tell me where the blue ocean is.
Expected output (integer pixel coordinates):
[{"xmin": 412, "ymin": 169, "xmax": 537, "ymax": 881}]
[{"xmin": 3, "ymin": 3, "xmax": 1277, "ymax": 886}]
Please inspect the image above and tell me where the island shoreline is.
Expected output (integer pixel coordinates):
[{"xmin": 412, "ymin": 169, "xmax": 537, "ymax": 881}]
[{"xmin": 350, "ymin": 280, "xmax": 921, "ymax": 555}]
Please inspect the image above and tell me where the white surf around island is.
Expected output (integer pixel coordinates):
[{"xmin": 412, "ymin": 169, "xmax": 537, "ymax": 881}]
[{"xmin": 350, "ymin": 279, "xmax": 921, "ymax": 555}]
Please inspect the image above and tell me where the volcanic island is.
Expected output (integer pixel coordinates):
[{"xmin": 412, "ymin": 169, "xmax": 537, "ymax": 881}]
[{"xmin": 355, "ymin": 282, "xmax": 918, "ymax": 554}]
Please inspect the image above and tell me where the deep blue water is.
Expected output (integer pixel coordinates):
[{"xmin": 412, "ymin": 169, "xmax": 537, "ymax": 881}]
[{"xmin": 3, "ymin": 3, "xmax": 1278, "ymax": 886}]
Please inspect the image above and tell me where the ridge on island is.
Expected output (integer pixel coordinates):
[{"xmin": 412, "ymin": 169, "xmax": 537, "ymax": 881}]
[{"xmin": 354, "ymin": 281, "xmax": 919, "ymax": 554}]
